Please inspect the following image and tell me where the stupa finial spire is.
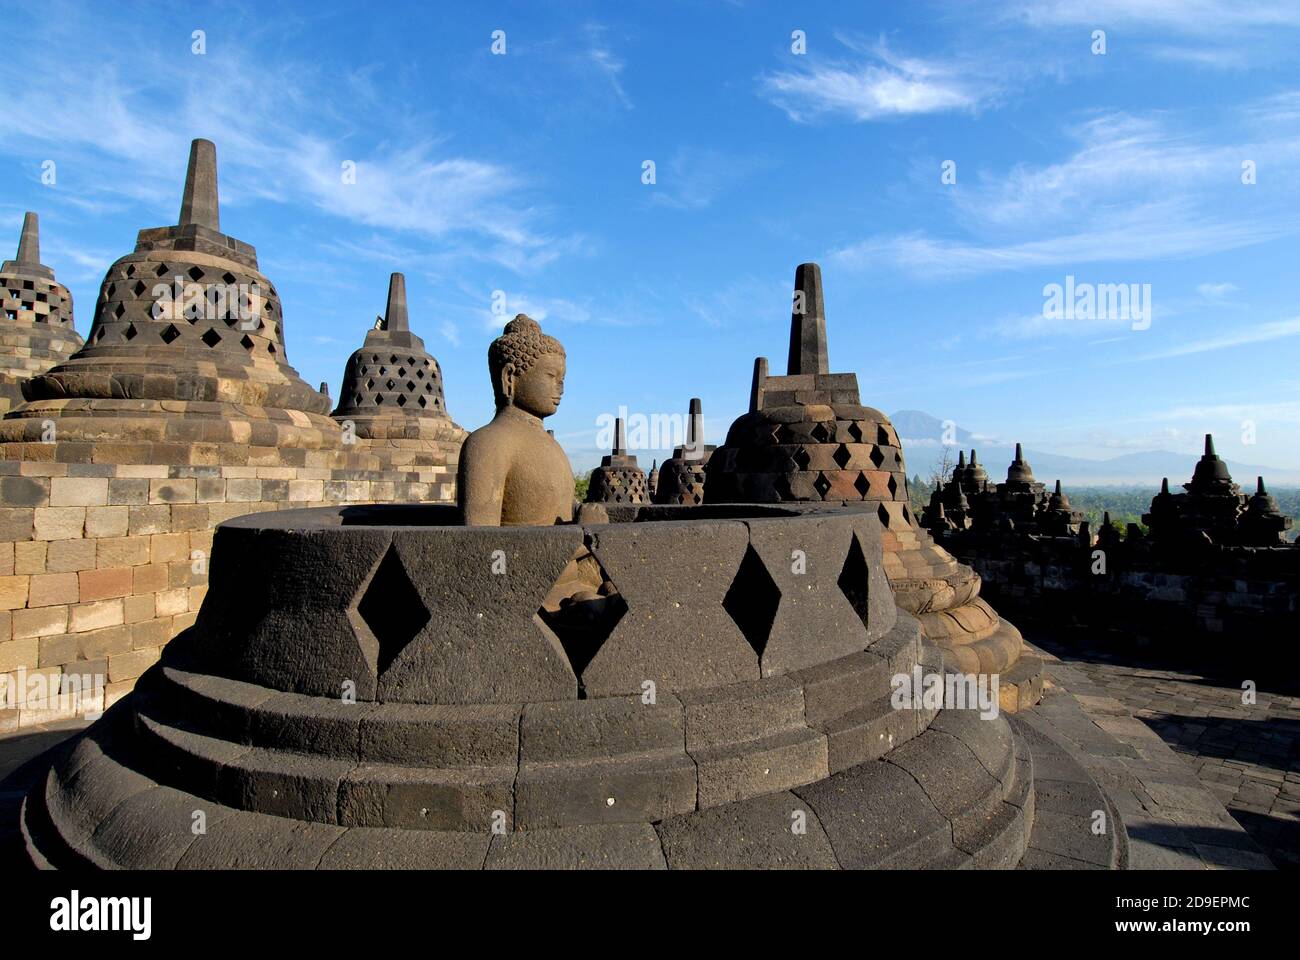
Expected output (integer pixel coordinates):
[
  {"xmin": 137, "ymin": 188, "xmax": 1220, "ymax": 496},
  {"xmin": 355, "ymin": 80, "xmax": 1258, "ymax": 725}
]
[
  {"xmin": 178, "ymin": 138, "xmax": 220, "ymax": 231},
  {"xmin": 786, "ymin": 262, "xmax": 828, "ymax": 376},
  {"xmin": 1205, "ymin": 433, "xmax": 1215, "ymax": 457},
  {"xmin": 614, "ymin": 417, "xmax": 627, "ymax": 456},
  {"xmin": 16, "ymin": 212, "xmax": 39, "ymax": 265},
  {"xmin": 384, "ymin": 273, "xmax": 409, "ymax": 332}
]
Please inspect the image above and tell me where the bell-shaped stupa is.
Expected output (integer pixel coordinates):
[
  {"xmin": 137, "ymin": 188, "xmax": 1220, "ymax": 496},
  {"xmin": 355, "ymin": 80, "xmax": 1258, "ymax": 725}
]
[
  {"xmin": 0, "ymin": 212, "xmax": 83, "ymax": 413},
  {"xmin": 585, "ymin": 416, "xmax": 648, "ymax": 504},
  {"xmin": 330, "ymin": 272, "xmax": 465, "ymax": 472},
  {"xmin": 2, "ymin": 139, "xmax": 335, "ymax": 451},
  {"xmin": 653, "ymin": 397, "xmax": 713, "ymax": 505},
  {"xmin": 708, "ymin": 263, "xmax": 1043, "ymax": 712}
]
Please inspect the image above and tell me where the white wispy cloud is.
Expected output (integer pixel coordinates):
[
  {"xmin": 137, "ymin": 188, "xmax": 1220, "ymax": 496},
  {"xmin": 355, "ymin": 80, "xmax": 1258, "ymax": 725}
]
[
  {"xmin": 649, "ymin": 148, "xmax": 766, "ymax": 211},
  {"xmin": 1142, "ymin": 317, "xmax": 1300, "ymax": 359},
  {"xmin": 0, "ymin": 4, "xmax": 559, "ymax": 274},
  {"xmin": 832, "ymin": 107, "xmax": 1300, "ymax": 277},
  {"xmin": 759, "ymin": 38, "xmax": 993, "ymax": 123},
  {"xmin": 1196, "ymin": 282, "xmax": 1237, "ymax": 300},
  {"xmin": 1009, "ymin": 1, "xmax": 1300, "ymax": 33}
]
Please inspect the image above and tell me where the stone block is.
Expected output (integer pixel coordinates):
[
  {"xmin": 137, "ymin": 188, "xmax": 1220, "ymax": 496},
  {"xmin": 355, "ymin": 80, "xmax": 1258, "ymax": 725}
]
[
  {"xmin": 79, "ymin": 567, "xmax": 134, "ymax": 602},
  {"xmin": 149, "ymin": 478, "xmax": 196, "ymax": 504},
  {"xmin": 13, "ymin": 605, "xmax": 67, "ymax": 639},
  {"xmin": 28, "ymin": 572, "xmax": 79, "ymax": 607},
  {"xmin": 34, "ymin": 506, "xmax": 85, "ymax": 540},
  {"xmin": 46, "ymin": 538, "xmax": 97, "ymax": 573},
  {"xmin": 0, "ymin": 508, "xmax": 34, "ymax": 542},
  {"xmin": 14, "ymin": 541, "xmax": 46, "ymax": 575},
  {"xmin": 85, "ymin": 506, "xmax": 130, "ymax": 539},
  {"xmin": 109, "ymin": 646, "xmax": 160, "ymax": 682},
  {"xmin": 49, "ymin": 477, "xmax": 109, "ymax": 507},
  {"xmin": 77, "ymin": 624, "xmax": 133, "ymax": 660},
  {"xmin": 108, "ymin": 478, "xmax": 150, "ymax": 505},
  {"xmin": 657, "ymin": 790, "xmax": 839, "ymax": 869},
  {"xmin": 96, "ymin": 535, "xmax": 150, "ymax": 568},
  {"xmin": 0, "ymin": 476, "xmax": 48, "ymax": 507},
  {"xmin": 128, "ymin": 505, "xmax": 171, "ymax": 536},
  {"xmin": 132, "ymin": 564, "xmax": 169, "ymax": 594},
  {"xmin": 484, "ymin": 823, "xmax": 667, "ymax": 870},
  {"xmin": 0, "ymin": 575, "xmax": 29, "ymax": 611},
  {"xmin": 151, "ymin": 532, "xmax": 190, "ymax": 564},
  {"xmin": 124, "ymin": 594, "xmax": 156, "ymax": 623},
  {"xmin": 37, "ymin": 631, "xmax": 79, "ymax": 668},
  {"xmin": 155, "ymin": 587, "xmax": 189, "ymax": 617},
  {"xmin": 70, "ymin": 599, "xmax": 125, "ymax": 633},
  {"xmin": 0, "ymin": 637, "xmax": 39, "ymax": 672}
]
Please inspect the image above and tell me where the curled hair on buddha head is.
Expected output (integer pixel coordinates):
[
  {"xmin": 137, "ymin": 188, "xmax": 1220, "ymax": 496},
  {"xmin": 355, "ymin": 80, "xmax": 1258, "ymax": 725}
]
[{"xmin": 488, "ymin": 313, "xmax": 565, "ymax": 408}]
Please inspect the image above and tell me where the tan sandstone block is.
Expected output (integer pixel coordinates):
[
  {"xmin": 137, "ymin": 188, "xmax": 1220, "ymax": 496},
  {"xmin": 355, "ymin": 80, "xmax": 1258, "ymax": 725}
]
[
  {"xmin": 131, "ymin": 618, "xmax": 171, "ymax": 650},
  {"xmin": 33, "ymin": 507, "xmax": 85, "ymax": 540},
  {"xmin": 150, "ymin": 532, "xmax": 190, "ymax": 564},
  {"xmin": 37, "ymin": 632, "xmax": 79, "ymax": 668},
  {"xmin": 85, "ymin": 505, "xmax": 130, "ymax": 539},
  {"xmin": 77, "ymin": 624, "xmax": 132, "ymax": 660},
  {"xmin": 123, "ymin": 594, "xmax": 156, "ymax": 624},
  {"xmin": 105, "ymin": 680, "xmax": 135, "ymax": 709},
  {"xmin": 108, "ymin": 647, "xmax": 160, "ymax": 683},
  {"xmin": 0, "ymin": 575, "xmax": 29, "ymax": 611},
  {"xmin": 69, "ymin": 599, "xmax": 124, "ymax": 633},
  {"xmin": 14, "ymin": 541, "xmax": 46, "ymax": 575},
  {"xmin": 13, "ymin": 606, "xmax": 67, "ymax": 639},
  {"xmin": 49, "ymin": 477, "xmax": 109, "ymax": 507},
  {"xmin": 28, "ymin": 572, "xmax": 79, "ymax": 607},
  {"xmin": 155, "ymin": 588, "xmax": 189, "ymax": 618},
  {"xmin": 79, "ymin": 567, "xmax": 134, "ymax": 602},
  {"xmin": 0, "ymin": 637, "xmax": 39, "ymax": 672},
  {"xmin": 96, "ymin": 536, "xmax": 150, "ymax": 568},
  {"xmin": 288, "ymin": 479, "xmax": 324, "ymax": 502},
  {"xmin": 0, "ymin": 543, "xmax": 12, "ymax": 577},
  {"xmin": 132, "ymin": 564, "xmax": 168, "ymax": 594},
  {"xmin": 128, "ymin": 505, "xmax": 171, "ymax": 536},
  {"xmin": 225, "ymin": 478, "xmax": 262, "ymax": 501},
  {"xmin": 46, "ymin": 538, "xmax": 96, "ymax": 573}
]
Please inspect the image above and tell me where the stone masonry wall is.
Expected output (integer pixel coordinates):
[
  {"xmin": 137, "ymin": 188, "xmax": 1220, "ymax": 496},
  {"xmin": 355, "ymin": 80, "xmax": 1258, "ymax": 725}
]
[{"xmin": 0, "ymin": 451, "xmax": 454, "ymax": 732}]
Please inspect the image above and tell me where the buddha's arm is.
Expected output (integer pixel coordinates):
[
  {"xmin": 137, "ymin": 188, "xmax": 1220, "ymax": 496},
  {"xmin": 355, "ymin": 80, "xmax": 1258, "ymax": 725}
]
[{"xmin": 458, "ymin": 433, "xmax": 508, "ymax": 526}]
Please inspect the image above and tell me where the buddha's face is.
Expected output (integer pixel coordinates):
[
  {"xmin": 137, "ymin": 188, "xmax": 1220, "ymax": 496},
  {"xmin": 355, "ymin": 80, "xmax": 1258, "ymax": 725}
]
[{"xmin": 509, "ymin": 352, "xmax": 566, "ymax": 418}]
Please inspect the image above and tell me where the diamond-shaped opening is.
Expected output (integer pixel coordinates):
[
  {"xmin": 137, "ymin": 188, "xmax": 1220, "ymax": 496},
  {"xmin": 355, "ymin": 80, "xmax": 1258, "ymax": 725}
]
[
  {"xmin": 131, "ymin": 280, "xmax": 146, "ymax": 296},
  {"xmin": 240, "ymin": 334, "xmax": 255, "ymax": 351},
  {"xmin": 406, "ymin": 380, "xmax": 415, "ymax": 392},
  {"xmin": 366, "ymin": 378, "xmax": 375, "ymax": 390},
  {"xmin": 201, "ymin": 328, "xmax": 222, "ymax": 348},
  {"xmin": 848, "ymin": 421, "xmax": 864, "ymax": 443},
  {"xmin": 112, "ymin": 302, "xmax": 125, "ymax": 319},
  {"xmin": 793, "ymin": 447, "xmax": 811, "ymax": 470},
  {"xmin": 811, "ymin": 422, "xmax": 832, "ymax": 443},
  {"xmin": 374, "ymin": 393, "xmax": 385, "ymax": 404},
  {"xmin": 723, "ymin": 545, "xmax": 780, "ymax": 658},
  {"xmin": 187, "ymin": 266, "xmax": 205, "ymax": 282},
  {"xmin": 125, "ymin": 265, "xmax": 136, "ymax": 278},
  {"xmin": 222, "ymin": 271, "xmax": 237, "ymax": 285},
  {"xmin": 416, "ymin": 369, "xmax": 425, "ymax": 380},
  {"xmin": 853, "ymin": 471, "xmax": 870, "ymax": 498},
  {"xmin": 123, "ymin": 322, "xmax": 138, "ymax": 341},
  {"xmin": 877, "ymin": 424, "xmax": 892, "ymax": 446},
  {"xmin": 397, "ymin": 367, "xmax": 406, "ymax": 377},
  {"xmin": 155, "ymin": 263, "xmax": 170, "ymax": 277},
  {"xmin": 877, "ymin": 502, "xmax": 891, "ymax": 528},
  {"xmin": 837, "ymin": 533, "xmax": 871, "ymax": 631},
  {"xmin": 538, "ymin": 546, "xmax": 627, "ymax": 688},
  {"xmin": 160, "ymin": 324, "xmax": 181, "ymax": 344},
  {"xmin": 356, "ymin": 546, "xmax": 431, "ymax": 678},
  {"xmin": 268, "ymin": 342, "xmax": 276, "ymax": 355},
  {"xmin": 870, "ymin": 446, "xmax": 886, "ymax": 468},
  {"xmin": 417, "ymin": 395, "xmax": 428, "ymax": 408},
  {"xmin": 887, "ymin": 475, "xmax": 899, "ymax": 498},
  {"xmin": 813, "ymin": 472, "xmax": 831, "ymax": 498},
  {"xmin": 386, "ymin": 379, "xmax": 396, "ymax": 390},
  {"xmin": 389, "ymin": 354, "xmax": 398, "ymax": 364},
  {"xmin": 833, "ymin": 444, "xmax": 851, "ymax": 469},
  {"xmin": 396, "ymin": 394, "xmax": 407, "ymax": 407}
]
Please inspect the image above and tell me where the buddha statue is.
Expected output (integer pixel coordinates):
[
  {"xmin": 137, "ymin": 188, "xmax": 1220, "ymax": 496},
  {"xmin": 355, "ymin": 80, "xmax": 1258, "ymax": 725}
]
[{"xmin": 458, "ymin": 314, "xmax": 575, "ymax": 526}]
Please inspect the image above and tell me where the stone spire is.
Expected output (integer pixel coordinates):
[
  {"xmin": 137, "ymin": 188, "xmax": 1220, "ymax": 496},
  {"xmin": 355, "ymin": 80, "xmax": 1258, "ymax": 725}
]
[
  {"xmin": 1188, "ymin": 433, "xmax": 1234, "ymax": 492},
  {"xmin": 382, "ymin": 271, "xmax": 409, "ymax": 333},
  {"xmin": 1241, "ymin": 475, "xmax": 1293, "ymax": 545},
  {"xmin": 1007, "ymin": 442, "xmax": 1035, "ymax": 484},
  {"xmin": 685, "ymin": 397, "xmax": 705, "ymax": 459},
  {"xmin": 787, "ymin": 262, "xmax": 828, "ymax": 376},
  {"xmin": 654, "ymin": 398, "xmax": 716, "ymax": 505},
  {"xmin": 178, "ymin": 138, "xmax": 220, "ymax": 232},
  {"xmin": 586, "ymin": 415, "xmax": 647, "ymax": 504},
  {"xmin": 1, "ymin": 212, "xmax": 54, "ymax": 281}
]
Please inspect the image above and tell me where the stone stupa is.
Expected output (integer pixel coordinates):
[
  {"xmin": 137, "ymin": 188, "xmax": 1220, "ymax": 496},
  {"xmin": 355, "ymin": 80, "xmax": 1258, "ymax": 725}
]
[
  {"xmin": 330, "ymin": 272, "xmax": 465, "ymax": 474},
  {"xmin": 585, "ymin": 417, "xmax": 648, "ymax": 505},
  {"xmin": 653, "ymin": 398, "xmax": 713, "ymax": 505},
  {"xmin": 0, "ymin": 212, "xmax": 83, "ymax": 413},
  {"xmin": 707, "ymin": 263, "xmax": 1043, "ymax": 712}
]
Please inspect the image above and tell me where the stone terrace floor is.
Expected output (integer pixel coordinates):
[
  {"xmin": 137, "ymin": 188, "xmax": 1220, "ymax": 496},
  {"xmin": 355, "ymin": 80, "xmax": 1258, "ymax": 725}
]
[{"xmin": 1026, "ymin": 627, "xmax": 1299, "ymax": 870}]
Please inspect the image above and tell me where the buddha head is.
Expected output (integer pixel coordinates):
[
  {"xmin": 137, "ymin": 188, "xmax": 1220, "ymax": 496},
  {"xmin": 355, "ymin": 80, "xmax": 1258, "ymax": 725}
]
[{"xmin": 487, "ymin": 313, "xmax": 566, "ymax": 417}]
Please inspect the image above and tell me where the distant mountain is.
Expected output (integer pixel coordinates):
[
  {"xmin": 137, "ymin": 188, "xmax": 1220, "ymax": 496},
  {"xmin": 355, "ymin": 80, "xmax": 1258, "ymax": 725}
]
[{"xmin": 890, "ymin": 410, "xmax": 1300, "ymax": 488}]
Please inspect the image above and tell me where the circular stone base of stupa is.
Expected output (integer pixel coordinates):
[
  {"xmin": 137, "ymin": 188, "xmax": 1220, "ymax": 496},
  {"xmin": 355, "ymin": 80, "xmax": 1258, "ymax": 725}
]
[{"xmin": 19, "ymin": 503, "xmax": 1119, "ymax": 869}]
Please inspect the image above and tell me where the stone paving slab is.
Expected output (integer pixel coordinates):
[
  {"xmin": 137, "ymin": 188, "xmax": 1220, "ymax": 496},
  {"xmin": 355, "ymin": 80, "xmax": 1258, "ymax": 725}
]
[{"xmin": 1024, "ymin": 637, "xmax": 1280, "ymax": 870}]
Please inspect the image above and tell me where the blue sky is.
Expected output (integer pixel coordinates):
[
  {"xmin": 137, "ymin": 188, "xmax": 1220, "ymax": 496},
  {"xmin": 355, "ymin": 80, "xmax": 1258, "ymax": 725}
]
[{"xmin": 2, "ymin": 0, "xmax": 1298, "ymax": 475}]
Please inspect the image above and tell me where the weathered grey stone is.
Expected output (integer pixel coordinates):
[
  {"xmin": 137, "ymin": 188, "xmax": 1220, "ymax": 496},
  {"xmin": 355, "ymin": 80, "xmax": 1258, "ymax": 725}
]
[
  {"xmin": 337, "ymin": 764, "xmax": 514, "ymax": 832},
  {"xmin": 656, "ymin": 790, "xmax": 838, "ymax": 869},
  {"xmin": 317, "ymin": 827, "xmax": 489, "ymax": 869},
  {"xmin": 484, "ymin": 823, "xmax": 667, "ymax": 870}
]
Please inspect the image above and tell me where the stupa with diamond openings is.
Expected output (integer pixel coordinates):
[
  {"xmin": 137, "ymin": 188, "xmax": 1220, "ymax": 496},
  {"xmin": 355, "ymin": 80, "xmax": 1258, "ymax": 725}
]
[{"xmin": 0, "ymin": 212, "xmax": 83, "ymax": 414}]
